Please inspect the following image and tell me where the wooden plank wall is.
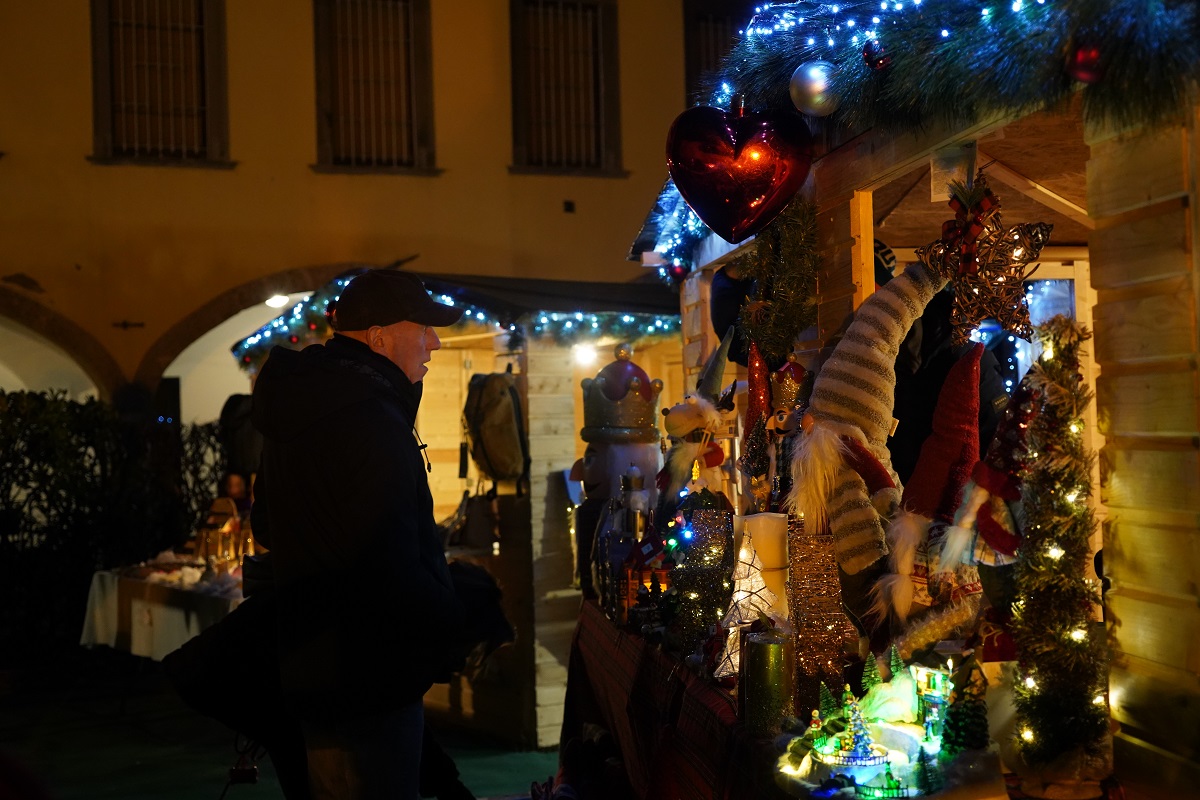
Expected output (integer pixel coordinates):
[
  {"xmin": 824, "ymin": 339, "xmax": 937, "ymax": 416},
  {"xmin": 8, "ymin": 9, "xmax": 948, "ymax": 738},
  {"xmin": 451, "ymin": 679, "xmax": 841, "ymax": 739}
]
[
  {"xmin": 525, "ymin": 336, "xmax": 584, "ymax": 748},
  {"xmin": 1086, "ymin": 109, "xmax": 1200, "ymax": 794}
]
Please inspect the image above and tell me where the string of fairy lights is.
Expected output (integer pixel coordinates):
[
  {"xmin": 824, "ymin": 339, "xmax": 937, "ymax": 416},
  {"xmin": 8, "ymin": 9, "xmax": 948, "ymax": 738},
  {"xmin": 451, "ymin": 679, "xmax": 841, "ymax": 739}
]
[
  {"xmin": 647, "ymin": 0, "xmax": 1200, "ymax": 279},
  {"xmin": 231, "ymin": 276, "xmax": 681, "ymax": 374}
]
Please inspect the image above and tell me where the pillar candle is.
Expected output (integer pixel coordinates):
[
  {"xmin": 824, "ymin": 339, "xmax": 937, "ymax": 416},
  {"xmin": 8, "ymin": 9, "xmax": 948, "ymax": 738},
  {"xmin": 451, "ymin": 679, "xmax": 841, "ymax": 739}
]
[
  {"xmin": 742, "ymin": 630, "xmax": 795, "ymax": 738},
  {"xmin": 744, "ymin": 512, "xmax": 788, "ymax": 570}
]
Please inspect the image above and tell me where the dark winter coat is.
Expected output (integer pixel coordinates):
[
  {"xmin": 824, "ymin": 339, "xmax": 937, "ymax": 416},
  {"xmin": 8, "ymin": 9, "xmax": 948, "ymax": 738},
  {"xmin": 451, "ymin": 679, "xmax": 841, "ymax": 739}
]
[{"xmin": 251, "ymin": 334, "xmax": 464, "ymax": 722}]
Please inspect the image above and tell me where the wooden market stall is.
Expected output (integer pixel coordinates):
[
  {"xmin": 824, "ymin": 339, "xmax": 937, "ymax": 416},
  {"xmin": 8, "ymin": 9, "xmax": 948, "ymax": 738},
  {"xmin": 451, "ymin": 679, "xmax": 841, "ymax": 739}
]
[{"xmin": 619, "ymin": 38, "xmax": 1200, "ymax": 800}]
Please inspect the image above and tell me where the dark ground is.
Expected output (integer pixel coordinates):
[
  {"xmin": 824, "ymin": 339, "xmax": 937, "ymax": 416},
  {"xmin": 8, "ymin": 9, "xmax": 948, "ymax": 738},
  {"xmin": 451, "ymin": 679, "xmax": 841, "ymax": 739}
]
[{"xmin": 0, "ymin": 648, "xmax": 557, "ymax": 800}]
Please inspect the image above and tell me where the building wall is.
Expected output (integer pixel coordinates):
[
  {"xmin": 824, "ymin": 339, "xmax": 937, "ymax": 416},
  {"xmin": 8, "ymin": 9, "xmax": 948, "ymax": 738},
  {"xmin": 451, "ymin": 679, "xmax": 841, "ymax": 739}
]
[{"xmin": 0, "ymin": 0, "xmax": 686, "ymax": 393}]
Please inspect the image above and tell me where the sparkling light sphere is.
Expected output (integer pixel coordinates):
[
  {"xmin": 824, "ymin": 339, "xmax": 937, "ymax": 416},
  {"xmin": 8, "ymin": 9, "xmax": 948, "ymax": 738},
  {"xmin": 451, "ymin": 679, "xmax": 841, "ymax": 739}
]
[{"xmin": 789, "ymin": 61, "xmax": 840, "ymax": 117}]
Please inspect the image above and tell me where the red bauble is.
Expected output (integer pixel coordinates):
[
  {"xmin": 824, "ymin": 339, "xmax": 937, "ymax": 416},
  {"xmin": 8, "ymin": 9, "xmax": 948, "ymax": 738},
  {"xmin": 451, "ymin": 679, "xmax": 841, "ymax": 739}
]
[
  {"xmin": 1066, "ymin": 43, "xmax": 1104, "ymax": 84},
  {"xmin": 666, "ymin": 263, "xmax": 689, "ymax": 281},
  {"xmin": 666, "ymin": 105, "xmax": 813, "ymax": 244},
  {"xmin": 862, "ymin": 39, "xmax": 891, "ymax": 71}
]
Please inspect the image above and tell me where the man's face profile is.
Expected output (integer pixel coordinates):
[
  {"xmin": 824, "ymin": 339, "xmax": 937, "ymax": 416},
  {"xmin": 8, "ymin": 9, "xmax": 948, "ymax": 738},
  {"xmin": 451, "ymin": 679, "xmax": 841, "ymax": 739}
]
[{"xmin": 370, "ymin": 321, "xmax": 441, "ymax": 383}]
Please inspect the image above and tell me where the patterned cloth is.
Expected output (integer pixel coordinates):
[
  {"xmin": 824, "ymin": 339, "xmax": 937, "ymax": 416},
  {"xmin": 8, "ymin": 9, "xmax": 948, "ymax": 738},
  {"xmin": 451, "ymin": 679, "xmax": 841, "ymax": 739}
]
[{"xmin": 560, "ymin": 601, "xmax": 778, "ymax": 800}]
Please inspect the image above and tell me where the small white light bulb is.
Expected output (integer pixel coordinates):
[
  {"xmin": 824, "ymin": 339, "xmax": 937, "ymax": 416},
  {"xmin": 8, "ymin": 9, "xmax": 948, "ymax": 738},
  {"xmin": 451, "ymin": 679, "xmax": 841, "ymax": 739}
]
[{"xmin": 265, "ymin": 294, "xmax": 290, "ymax": 308}]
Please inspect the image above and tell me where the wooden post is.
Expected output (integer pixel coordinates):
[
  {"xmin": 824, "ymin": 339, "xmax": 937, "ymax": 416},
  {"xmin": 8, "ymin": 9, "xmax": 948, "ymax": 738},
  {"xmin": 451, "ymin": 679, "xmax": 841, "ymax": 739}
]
[{"xmin": 1086, "ymin": 104, "xmax": 1200, "ymax": 790}]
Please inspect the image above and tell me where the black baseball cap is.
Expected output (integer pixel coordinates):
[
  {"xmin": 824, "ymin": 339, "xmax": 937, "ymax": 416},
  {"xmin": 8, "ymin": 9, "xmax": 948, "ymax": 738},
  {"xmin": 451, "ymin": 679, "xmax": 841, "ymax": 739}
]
[{"xmin": 334, "ymin": 270, "xmax": 464, "ymax": 331}]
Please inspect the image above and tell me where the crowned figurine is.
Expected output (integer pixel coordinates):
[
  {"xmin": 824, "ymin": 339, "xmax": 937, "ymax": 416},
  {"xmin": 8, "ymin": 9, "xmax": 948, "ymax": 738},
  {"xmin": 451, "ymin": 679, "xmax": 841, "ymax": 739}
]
[{"xmin": 570, "ymin": 343, "xmax": 663, "ymax": 599}]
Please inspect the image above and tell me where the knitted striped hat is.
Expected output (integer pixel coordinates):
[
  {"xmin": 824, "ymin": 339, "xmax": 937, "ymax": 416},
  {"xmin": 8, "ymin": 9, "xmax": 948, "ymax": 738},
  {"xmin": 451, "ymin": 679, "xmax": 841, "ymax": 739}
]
[{"xmin": 788, "ymin": 260, "xmax": 949, "ymax": 574}]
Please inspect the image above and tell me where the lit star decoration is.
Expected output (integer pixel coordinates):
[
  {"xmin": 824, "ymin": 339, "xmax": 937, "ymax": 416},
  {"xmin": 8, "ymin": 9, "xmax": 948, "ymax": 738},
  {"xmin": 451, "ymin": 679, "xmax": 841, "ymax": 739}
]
[
  {"xmin": 915, "ymin": 174, "xmax": 1052, "ymax": 346},
  {"xmin": 232, "ymin": 274, "xmax": 680, "ymax": 375}
]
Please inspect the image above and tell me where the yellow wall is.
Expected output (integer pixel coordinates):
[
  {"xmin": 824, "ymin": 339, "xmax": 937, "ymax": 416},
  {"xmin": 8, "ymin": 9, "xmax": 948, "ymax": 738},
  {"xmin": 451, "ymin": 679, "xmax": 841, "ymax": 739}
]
[{"xmin": 0, "ymin": 1, "xmax": 686, "ymax": 392}]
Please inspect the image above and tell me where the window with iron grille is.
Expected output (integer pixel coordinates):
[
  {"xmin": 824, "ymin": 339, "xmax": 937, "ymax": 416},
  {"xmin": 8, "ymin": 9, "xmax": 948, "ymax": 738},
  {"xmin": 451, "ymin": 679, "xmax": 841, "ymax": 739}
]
[
  {"xmin": 313, "ymin": 0, "xmax": 435, "ymax": 172},
  {"xmin": 510, "ymin": 0, "xmax": 622, "ymax": 174},
  {"xmin": 683, "ymin": 0, "xmax": 754, "ymax": 97},
  {"xmin": 90, "ymin": 0, "xmax": 230, "ymax": 164}
]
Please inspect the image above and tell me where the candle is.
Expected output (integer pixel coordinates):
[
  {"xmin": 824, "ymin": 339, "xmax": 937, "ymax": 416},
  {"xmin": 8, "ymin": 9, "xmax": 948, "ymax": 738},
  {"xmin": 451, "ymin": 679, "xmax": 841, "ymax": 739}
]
[
  {"xmin": 742, "ymin": 630, "xmax": 795, "ymax": 738},
  {"xmin": 743, "ymin": 512, "xmax": 788, "ymax": 569}
]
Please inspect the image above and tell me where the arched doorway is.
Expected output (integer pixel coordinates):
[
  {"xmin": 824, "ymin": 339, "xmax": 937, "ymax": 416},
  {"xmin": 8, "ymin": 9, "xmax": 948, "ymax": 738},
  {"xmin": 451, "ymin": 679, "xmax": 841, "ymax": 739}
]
[
  {"xmin": 0, "ymin": 315, "xmax": 98, "ymax": 399},
  {"xmin": 163, "ymin": 292, "xmax": 310, "ymax": 424}
]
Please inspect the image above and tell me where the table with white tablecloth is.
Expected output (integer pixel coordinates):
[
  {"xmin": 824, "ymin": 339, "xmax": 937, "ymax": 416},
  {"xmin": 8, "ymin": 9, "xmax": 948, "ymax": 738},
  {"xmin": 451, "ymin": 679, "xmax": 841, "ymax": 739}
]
[{"xmin": 79, "ymin": 565, "xmax": 243, "ymax": 661}]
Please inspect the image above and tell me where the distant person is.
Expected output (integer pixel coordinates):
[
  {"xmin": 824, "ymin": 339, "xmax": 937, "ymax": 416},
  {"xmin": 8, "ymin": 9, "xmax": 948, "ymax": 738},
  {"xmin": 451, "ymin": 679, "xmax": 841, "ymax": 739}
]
[
  {"xmin": 219, "ymin": 471, "xmax": 252, "ymax": 518},
  {"xmin": 251, "ymin": 269, "xmax": 467, "ymax": 799}
]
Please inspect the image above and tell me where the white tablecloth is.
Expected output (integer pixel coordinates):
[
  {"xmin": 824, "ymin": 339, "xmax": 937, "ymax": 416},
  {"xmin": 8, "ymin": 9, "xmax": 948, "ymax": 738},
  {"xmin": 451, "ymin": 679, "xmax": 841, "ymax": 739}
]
[{"xmin": 80, "ymin": 568, "xmax": 243, "ymax": 661}]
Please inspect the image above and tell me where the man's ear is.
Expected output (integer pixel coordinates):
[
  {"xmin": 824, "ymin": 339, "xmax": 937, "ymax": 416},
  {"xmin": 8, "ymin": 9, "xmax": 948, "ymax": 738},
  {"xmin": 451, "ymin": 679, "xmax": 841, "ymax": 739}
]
[{"xmin": 367, "ymin": 326, "xmax": 385, "ymax": 352}]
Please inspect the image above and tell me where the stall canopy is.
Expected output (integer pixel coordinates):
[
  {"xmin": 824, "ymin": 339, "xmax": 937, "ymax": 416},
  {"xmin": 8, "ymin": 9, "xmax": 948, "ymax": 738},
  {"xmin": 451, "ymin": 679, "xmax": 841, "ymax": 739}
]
[{"xmin": 424, "ymin": 273, "xmax": 680, "ymax": 322}]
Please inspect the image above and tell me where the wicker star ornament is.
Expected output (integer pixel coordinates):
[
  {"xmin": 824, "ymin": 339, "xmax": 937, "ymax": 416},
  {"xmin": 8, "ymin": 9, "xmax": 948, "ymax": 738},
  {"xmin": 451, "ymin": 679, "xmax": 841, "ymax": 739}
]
[{"xmin": 915, "ymin": 173, "xmax": 1053, "ymax": 345}]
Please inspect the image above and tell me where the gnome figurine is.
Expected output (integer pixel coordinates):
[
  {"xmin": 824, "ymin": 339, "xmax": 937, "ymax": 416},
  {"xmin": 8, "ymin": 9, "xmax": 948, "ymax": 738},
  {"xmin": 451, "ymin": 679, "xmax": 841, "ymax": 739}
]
[
  {"xmin": 872, "ymin": 344, "xmax": 987, "ymax": 623},
  {"xmin": 656, "ymin": 330, "xmax": 735, "ymax": 521},
  {"xmin": 786, "ymin": 260, "xmax": 951, "ymax": 576}
]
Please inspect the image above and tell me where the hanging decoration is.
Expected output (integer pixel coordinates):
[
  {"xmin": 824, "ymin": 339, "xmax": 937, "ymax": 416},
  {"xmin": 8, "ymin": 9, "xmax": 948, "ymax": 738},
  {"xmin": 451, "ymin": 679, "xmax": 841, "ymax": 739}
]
[
  {"xmin": 788, "ymin": 61, "xmax": 840, "ymax": 117},
  {"xmin": 1010, "ymin": 316, "xmax": 1110, "ymax": 779},
  {"xmin": 914, "ymin": 172, "xmax": 1053, "ymax": 346},
  {"xmin": 732, "ymin": 199, "xmax": 820, "ymax": 367},
  {"xmin": 666, "ymin": 102, "xmax": 813, "ymax": 244},
  {"xmin": 1065, "ymin": 41, "xmax": 1105, "ymax": 84}
]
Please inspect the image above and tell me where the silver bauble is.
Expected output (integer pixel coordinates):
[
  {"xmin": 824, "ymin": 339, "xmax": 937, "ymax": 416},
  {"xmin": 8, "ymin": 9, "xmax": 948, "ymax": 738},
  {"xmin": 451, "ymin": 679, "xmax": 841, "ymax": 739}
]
[{"xmin": 789, "ymin": 61, "xmax": 840, "ymax": 118}]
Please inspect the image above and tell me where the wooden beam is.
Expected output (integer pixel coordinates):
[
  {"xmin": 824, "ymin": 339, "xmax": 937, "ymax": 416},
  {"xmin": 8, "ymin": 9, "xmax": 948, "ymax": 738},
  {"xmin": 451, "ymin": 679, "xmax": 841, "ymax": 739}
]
[
  {"xmin": 809, "ymin": 111, "xmax": 1014, "ymax": 209},
  {"xmin": 976, "ymin": 150, "xmax": 1095, "ymax": 229},
  {"xmin": 850, "ymin": 190, "xmax": 874, "ymax": 308}
]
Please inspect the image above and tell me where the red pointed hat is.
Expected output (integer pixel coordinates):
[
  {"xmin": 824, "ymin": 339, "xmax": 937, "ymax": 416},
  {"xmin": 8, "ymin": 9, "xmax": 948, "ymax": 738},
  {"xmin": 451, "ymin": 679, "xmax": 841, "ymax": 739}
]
[{"xmin": 901, "ymin": 344, "xmax": 983, "ymax": 523}]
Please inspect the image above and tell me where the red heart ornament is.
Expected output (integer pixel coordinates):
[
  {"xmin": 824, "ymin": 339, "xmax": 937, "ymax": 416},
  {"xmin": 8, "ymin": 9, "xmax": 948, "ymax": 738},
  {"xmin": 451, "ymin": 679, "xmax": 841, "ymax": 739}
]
[{"xmin": 666, "ymin": 106, "xmax": 813, "ymax": 244}]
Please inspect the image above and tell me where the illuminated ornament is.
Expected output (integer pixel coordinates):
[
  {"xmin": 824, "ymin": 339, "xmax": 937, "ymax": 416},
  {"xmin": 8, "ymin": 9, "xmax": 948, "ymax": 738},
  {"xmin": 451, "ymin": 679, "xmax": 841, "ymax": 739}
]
[
  {"xmin": 666, "ymin": 103, "xmax": 813, "ymax": 244},
  {"xmin": 862, "ymin": 38, "xmax": 891, "ymax": 71},
  {"xmin": 789, "ymin": 61, "xmax": 840, "ymax": 117},
  {"xmin": 915, "ymin": 173, "xmax": 1052, "ymax": 345},
  {"xmin": 1066, "ymin": 42, "xmax": 1104, "ymax": 84},
  {"xmin": 666, "ymin": 261, "xmax": 689, "ymax": 281}
]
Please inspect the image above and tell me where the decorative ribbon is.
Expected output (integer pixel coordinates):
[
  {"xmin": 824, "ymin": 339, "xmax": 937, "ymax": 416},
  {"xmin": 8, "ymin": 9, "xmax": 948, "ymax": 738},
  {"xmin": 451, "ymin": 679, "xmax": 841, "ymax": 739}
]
[{"xmin": 941, "ymin": 188, "xmax": 998, "ymax": 275}]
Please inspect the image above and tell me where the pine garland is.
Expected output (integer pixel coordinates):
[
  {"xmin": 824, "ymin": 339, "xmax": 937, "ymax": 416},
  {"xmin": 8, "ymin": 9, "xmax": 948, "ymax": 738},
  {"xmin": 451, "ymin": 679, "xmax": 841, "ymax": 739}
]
[
  {"xmin": 707, "ymin": 0, "xmax": 1200, "ymax": 135},
  {"xmin": 733, "ymin": 199, "xmax": 820, "ymax": 366},
  {"xmin": 1009, "ymin": 315, "xmax": 1109, "ymax": 768}
]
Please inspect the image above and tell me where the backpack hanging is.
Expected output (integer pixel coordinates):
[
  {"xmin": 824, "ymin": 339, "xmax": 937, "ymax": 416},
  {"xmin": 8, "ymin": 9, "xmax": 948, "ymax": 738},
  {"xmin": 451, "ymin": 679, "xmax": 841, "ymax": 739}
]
[{"xmin": 461, "ymin": 365, "xmax": 531, "ymax": 494}]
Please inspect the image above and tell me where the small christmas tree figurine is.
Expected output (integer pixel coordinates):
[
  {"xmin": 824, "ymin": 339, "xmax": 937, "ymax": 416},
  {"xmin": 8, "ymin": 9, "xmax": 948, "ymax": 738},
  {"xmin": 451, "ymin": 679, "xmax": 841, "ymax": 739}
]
[
  {"xmin": 843, "ymin": 700, "xmax": 875, "ymax": 758},
  {"xmin": 819, "ymin": 681, "xmax": 839, "ymax": 720},
  {"xmin": 916, "ymin": 746, "xmax": 944, "ymax": 794},
  {"xmin": 861, "ymin": 653, "xmax": 883, "ymax": 696},
  {"xmin": 888, "ymin": 644, "xmax": 906, "ymax": 681},
  {"xmin": 941, "ymin": 660, "xmax": 990, "ymax": 760}
]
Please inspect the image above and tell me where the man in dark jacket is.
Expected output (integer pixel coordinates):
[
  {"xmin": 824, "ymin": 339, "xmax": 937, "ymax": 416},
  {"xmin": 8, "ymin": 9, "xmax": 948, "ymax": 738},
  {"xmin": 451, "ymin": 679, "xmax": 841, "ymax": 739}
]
[{"xmin": 251, "ymin": 268, "xmax": 466, "ymax": 799}]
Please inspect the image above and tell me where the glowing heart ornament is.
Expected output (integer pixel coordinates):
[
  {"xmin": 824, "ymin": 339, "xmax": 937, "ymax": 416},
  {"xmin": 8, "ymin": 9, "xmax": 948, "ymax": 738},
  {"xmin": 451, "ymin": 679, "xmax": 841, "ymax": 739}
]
[{"xmin": 666, "ymin": 104, "xmax": 813, "ymax": 244}]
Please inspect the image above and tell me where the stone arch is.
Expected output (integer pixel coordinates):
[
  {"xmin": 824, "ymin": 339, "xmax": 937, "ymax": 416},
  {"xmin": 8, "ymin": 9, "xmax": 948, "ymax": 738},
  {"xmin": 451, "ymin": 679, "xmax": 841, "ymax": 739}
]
[
  {"xmin": 0, "ymin": 285, "xmax": 126, "ymax": 401},
  {"xmin": 133, "ymin": 262, "xmax": 370, "ymax": 391}
]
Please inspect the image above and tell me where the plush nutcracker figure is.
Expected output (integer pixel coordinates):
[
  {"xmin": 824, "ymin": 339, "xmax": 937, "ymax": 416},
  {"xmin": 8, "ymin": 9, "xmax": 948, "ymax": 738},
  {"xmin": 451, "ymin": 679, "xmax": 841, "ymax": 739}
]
[{"xmin": 571, "ymin": 344, "xmax": 663, "ymax": 598}]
